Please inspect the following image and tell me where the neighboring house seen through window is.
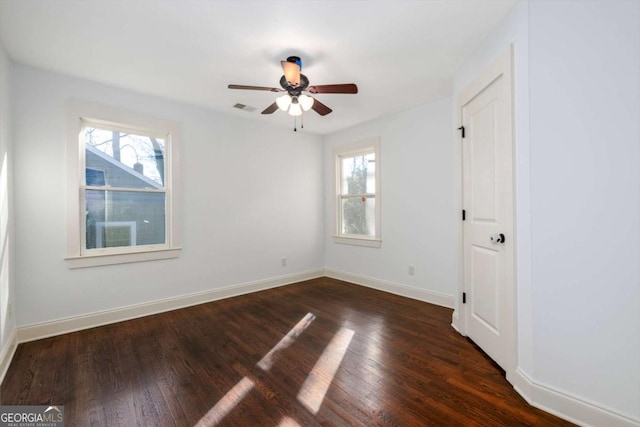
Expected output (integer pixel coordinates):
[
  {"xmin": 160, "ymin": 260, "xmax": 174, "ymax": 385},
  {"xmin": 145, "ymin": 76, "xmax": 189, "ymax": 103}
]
[
  {"xmin": 333, "ymin": 137, "xmax": 381, "ymax": 247},
  {"xmin": 83, "ymin": 124, "xmax": 166, "ymax": 251}
]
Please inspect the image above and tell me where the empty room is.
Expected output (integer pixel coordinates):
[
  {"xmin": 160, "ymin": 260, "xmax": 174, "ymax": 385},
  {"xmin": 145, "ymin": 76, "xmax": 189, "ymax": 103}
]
[{"xmin": 0, "ymin": 0, "xmax": 638, "ymax": 426}]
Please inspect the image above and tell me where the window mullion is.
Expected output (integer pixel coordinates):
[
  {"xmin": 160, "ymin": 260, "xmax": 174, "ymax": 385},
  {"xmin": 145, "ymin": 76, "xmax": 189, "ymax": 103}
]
[
  {"xmin": 340, "ymin": 194, "xmax": 376, "ymax": 198},
  {"xmin": 83, "ymin": 185, "xmax": 166, "ymax": 193}
]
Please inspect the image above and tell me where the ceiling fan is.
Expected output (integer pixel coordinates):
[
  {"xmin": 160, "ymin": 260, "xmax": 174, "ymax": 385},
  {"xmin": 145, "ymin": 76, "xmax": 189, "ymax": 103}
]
[{"xmin": 228, "ymin": 56, "xmax": 358, "ymax": 128}]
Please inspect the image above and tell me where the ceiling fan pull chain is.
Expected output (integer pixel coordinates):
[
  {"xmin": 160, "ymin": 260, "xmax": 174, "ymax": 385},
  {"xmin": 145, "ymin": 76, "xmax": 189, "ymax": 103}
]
[
  {"xmin": 294, "ymin": 116, "xmax": 297, "ymax": 132},
  {"xmin": 301, "ymin": 114, "xmax": 304, "ymax": 129}
]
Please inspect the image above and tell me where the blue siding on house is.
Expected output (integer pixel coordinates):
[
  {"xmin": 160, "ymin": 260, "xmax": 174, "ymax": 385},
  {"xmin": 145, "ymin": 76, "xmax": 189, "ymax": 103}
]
[{"xmin": 85, "ymin": 149, "xmax": 165, "ymax": 249}]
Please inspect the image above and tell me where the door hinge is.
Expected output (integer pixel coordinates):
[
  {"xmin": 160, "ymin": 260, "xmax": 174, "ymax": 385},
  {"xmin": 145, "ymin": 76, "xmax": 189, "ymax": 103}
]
[
  {"xmin": 458, "ymin": 125, "xmax": 465, "ymax": 138},
  {"xmin": 462, "ymin": 209, "xmax": 466, "ymax": 221},
  {"xmin": 462, "ymin": 292, "xmax": 467, "ymax": 304}
]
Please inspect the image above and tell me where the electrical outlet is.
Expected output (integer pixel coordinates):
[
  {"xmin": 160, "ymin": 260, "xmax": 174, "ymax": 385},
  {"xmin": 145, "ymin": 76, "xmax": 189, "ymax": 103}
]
[
  {"xmin": 281, "ymin": 257, "xmax": 287, "ymax": 267},
  {"xmin": 408, "ymin": 265, "xmax": 415, "ymax": 276}
]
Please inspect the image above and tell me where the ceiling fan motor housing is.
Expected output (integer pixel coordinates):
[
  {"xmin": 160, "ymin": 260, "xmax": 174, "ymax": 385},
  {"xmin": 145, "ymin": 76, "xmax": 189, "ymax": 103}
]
[{"xmin": 280, "ymin": 74, "xmax": 309, "ymax": 94}]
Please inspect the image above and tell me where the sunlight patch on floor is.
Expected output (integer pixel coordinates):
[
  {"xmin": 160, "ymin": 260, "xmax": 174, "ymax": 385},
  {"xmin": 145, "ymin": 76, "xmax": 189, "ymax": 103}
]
[
  {"xmin": 195, "ymin": 376, "xmax": 254, "ymax": 427},
  {"xmin": 197, "ymin": 312, "xmax": 350, "ymax": 423},
  {"xmin": 297, "ymin": 327, "xmax": 355, "ymax": 414},
  {"xmin": 257, "ymin": 312, "xmax": 316, "ymax": 371},
  {"xmin": 277, "ymin": 416, "xmax": 302, "ymax": 427}
]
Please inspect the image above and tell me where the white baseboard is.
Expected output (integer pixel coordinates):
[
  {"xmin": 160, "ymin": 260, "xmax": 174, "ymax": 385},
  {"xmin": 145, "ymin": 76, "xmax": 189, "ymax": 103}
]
[
  {"xmin": 513, "ymin": 368, "xmax": 640, "ymax": 427},
  {"xmin": 451, "ymin": 310, "xmax": 463, "ymax": 334},
  {"xmin": 17, "ymin": 269, "xmax": 324, "ymax": 343},
  {"xmin": 324, "ymin": 268, "xmax": 454, "ymax": 309},
  {"xmin": 0, "ymin": 328, "xmax": 18, "ymax": 384}
]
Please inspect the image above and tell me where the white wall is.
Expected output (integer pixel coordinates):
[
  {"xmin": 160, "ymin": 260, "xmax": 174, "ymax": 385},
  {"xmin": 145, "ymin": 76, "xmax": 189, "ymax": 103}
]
[
  {"xmin": 528, "ymin": 0, "xmax": 640, "ymax": 421},
  {"xmin": 12, "ymin": 65, "xmax": 324, "ymax": 327},
  {"xmin": 323, "ymin": 98, "xmax": 457, "ymax": 305},
  {"xmin": 455, "ymin": 0, "xmax": 640, "ymax": 424},
  {"xmin": 0, "ymin": 41, "xmax": 16, "ymax": 362}
]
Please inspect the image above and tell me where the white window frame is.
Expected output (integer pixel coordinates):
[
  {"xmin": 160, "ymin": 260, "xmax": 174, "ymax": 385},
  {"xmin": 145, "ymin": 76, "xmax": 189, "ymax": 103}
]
[
  {"xmin": 333, "ymin": 137, "xmax": 381, "ymax": 248},
  {"xmin": 65, "ymin": 99, "xmax": 181, "ymax": 268}
]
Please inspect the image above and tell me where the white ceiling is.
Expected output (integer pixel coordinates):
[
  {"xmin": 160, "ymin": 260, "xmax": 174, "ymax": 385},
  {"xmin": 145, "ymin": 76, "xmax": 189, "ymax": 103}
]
[{"xmin": 0, "ymin": 0, "xmax": 516, "ymax": 135}]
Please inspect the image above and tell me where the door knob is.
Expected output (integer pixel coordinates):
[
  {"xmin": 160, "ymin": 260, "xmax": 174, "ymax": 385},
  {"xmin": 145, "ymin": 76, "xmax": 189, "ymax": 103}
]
[{"xmin": 490, "ymin": 233, "xmax": 505, "ymax": 244}]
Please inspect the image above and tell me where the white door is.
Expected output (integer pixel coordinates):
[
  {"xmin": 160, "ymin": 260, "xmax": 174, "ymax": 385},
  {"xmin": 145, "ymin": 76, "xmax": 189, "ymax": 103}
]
[{"xmin": 460, "ymin": 48, "xmax": 514, "ymax": 372}]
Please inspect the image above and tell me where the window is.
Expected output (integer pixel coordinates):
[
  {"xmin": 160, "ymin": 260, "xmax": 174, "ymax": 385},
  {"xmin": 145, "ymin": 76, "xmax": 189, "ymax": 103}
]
[
  {"xmin": 333, "ymin": 137, "xmax": 381, "ymax": 247},
  {"xmin": 66, "ymin": 100, "xmax": 181, "ymax": 268}
]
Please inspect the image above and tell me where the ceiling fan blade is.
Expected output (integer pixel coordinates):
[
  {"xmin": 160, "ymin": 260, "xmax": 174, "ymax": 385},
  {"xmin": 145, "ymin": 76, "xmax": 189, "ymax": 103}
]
[
  {"xmin": 308, "ymin": 84, "xmax": 358, "ymax": 94},
  {"xmin": 281, "ymin": 61, "xmax": 301, "ymax": 86},
  {"xmin": 228, "ymin": 84, "xmax": 283, "ymax": 92},
  {"xmin": 261, "ymin": 102, "xmax": 279, "ymax": 114},
  {"xmin": 310, "ymin": 97, "xmax": 333, "ymax": 116}
]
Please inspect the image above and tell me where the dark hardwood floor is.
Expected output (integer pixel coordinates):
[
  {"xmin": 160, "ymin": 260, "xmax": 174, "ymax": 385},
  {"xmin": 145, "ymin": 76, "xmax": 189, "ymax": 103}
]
[{"xmin": 1, "ymin": 277, "xmax": 573, "ymax": 426}]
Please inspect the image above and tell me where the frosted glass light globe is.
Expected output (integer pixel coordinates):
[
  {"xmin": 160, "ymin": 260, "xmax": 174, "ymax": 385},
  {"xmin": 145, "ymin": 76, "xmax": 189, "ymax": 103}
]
[
  {"xmin": 298, "ymin": 94, "xmax": 314, "ymax": 111},
  {"xmin": 276, "ymin": 94, "xmax": 292, "ymax": 111}
]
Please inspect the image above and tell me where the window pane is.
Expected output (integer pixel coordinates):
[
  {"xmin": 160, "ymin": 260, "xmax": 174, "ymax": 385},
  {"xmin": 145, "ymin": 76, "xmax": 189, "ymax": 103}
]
[
  {"xmin": 83, "ymin": 127, "xmax": 165, "ymax": 188},
  {"xmin": 85, "ymin": 190, "xmax": 165, "ymax": 249},
  {"xmin": 341, "ymin": 196, "xmax": 375, "ymax": 236},
  {"xmin": 86, "ymin": 168, "xmax": 105, "ymax": 186},
  {"xmin": 341, "ymin": 153, "xmax": 375, "ymax": 195}
]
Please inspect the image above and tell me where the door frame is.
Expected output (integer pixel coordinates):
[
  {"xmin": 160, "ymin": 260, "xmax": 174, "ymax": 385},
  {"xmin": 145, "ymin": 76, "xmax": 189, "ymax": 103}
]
[{"xmin": 453, "ymin": 45, "xmax": 517, "ymax": 382}]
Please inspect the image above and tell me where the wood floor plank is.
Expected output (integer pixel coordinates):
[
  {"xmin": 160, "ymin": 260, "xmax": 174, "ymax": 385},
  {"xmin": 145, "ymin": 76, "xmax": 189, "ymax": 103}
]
[{"xmin": 1, "ymin": 278, "xmax": 574, "ymax": 426}]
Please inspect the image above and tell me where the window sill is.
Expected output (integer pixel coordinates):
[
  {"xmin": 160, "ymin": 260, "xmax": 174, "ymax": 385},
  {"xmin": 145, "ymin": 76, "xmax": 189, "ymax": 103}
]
[
  {"xmin": 332, "ymin": 236, "xmax": 382, "ymax": 248},
  {"xmin": 65, "ymin": 247, "xmax": 182, "ymax": 269}
]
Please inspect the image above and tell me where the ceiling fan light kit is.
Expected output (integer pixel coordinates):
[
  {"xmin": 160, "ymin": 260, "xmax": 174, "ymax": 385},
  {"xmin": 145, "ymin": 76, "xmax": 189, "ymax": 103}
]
[
  {"xmin": 288, "ymin": 101, "xmax": 302, "ymax": 117},
  {"xmin": 228, "ymin": 55, "xmax": 358, "ymax": 131},
  {"xmin": 276, "ymin": 94, "xmax": 314, "ymax": 115}
]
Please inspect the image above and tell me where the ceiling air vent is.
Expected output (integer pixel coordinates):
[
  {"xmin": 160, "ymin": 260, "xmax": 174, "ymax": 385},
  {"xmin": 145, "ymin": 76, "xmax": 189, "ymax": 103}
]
[{"xmin": 233, "ymin": 103, "xmax": 257, "ymax": 112}]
